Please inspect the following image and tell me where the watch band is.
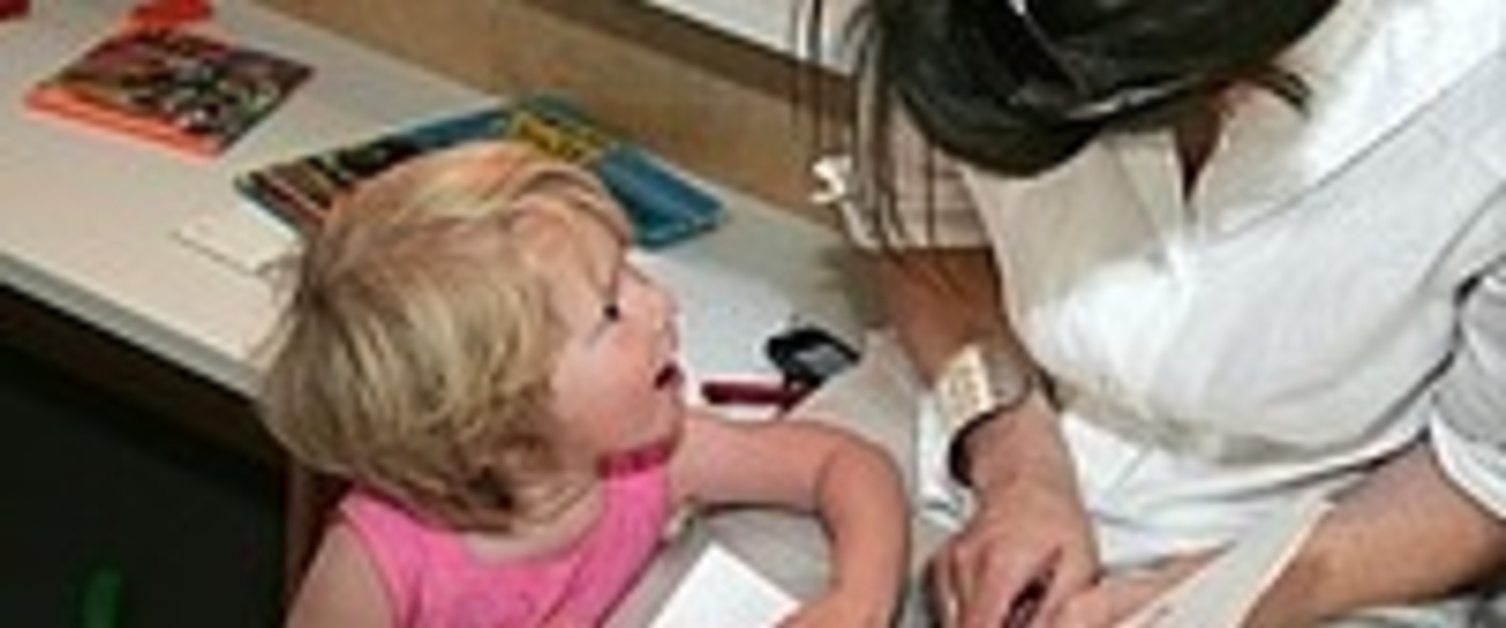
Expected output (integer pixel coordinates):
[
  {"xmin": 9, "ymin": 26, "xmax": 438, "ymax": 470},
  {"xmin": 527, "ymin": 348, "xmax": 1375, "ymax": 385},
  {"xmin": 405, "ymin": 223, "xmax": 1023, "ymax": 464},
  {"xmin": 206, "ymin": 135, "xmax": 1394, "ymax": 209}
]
[{"xmin": 933, "ymin": 340, "xmax": 1034, "ymax": 486}]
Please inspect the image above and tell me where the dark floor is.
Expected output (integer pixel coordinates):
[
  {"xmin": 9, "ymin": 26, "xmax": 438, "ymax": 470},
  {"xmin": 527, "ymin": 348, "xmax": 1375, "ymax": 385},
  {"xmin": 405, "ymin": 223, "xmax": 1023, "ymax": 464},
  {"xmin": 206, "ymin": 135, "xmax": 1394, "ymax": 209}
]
[{"xmin": 0, "ymin": 345, "xmax": 284, "ymax": 627}]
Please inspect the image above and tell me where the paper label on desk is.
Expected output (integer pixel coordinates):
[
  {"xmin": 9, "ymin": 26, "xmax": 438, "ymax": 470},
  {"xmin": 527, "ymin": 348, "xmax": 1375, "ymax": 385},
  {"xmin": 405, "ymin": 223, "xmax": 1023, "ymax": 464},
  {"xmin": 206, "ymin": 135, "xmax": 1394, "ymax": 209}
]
[
  {"xmin": 173, "ymin": 204, "xmax": 296, "ymax": 277},
  {"xmin": 1116, "ymin": 495, "xmax": 1331, "ymax": 628},
  {"xmin": 649, "ymin": 542, "xmax": 798, "ymax": 628}
]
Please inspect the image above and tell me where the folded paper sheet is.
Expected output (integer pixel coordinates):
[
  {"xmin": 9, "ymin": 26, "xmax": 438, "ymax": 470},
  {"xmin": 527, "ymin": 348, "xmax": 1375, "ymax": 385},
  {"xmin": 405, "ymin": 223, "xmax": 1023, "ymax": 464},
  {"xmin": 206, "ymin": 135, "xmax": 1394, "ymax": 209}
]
[
  {"xmin": 1116, "ymin": 495, "xmax": 1331, "ymax": 628},
  {"xmin": 648, "ymin": 542, "xmax": 798, "ymax": 628}
]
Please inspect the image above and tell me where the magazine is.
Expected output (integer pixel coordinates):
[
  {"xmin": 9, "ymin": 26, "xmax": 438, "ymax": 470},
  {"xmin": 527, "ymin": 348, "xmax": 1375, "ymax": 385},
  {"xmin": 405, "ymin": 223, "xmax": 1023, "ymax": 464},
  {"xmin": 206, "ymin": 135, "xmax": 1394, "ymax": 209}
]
[{"xmin": 27, "ymin": 26, "xmax": 311, "ymax": 156}]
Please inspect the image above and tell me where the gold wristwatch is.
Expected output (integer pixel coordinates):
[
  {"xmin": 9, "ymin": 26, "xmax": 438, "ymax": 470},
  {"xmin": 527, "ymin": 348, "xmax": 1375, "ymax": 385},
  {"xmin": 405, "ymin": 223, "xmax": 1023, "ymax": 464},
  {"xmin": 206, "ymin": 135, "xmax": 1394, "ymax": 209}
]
[{"xmin": 934, "ymin": 341, "xmax": 1035, "ymax": 486}]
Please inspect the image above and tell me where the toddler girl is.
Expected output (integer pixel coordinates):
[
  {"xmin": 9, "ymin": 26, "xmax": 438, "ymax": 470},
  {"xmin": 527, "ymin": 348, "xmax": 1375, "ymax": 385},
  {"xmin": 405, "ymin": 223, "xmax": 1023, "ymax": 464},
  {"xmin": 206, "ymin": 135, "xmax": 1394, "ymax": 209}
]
[{"xmin": 257, "ymin": 141, "xmax": 907, "ymax": 627}]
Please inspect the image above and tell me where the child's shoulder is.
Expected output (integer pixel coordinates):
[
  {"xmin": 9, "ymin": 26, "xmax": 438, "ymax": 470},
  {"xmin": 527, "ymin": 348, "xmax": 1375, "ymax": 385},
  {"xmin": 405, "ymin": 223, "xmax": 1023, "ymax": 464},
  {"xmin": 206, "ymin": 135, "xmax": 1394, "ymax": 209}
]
[
  {"xmin": 339, "ymin": 488, "xmax": 426, "ymax": 536},
  {"xmin": 334, "ymin": 489, "xmax": 454, "ymax": 576}
]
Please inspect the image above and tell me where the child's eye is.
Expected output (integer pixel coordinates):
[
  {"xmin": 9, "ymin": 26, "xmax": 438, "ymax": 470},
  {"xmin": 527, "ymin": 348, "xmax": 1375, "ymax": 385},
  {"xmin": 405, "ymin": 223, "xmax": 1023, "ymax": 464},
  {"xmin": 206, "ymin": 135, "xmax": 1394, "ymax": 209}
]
[{"xmin": 602, "ymin": 303, "xmax": 622, "ymax": 322}]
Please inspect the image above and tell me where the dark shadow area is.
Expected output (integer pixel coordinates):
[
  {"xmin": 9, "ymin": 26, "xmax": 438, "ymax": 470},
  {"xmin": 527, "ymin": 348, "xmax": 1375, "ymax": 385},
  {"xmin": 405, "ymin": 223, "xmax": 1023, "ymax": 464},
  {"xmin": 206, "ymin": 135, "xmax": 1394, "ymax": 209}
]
[{"xmin": 0, "ymin": 345, "xmax": 283, "ymax": 627}]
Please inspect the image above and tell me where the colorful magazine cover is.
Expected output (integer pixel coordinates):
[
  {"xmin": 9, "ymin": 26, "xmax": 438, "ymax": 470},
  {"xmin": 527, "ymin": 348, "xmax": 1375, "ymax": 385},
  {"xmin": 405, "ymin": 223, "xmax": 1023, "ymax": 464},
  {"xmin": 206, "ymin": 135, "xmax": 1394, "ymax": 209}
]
[
  {"xmin": 27, "ymin": 26, "xmax": 312, "ymax": 156},
  {"xmin": 235, "ymin": 98, "xmax": 723, "ymax": 248}
]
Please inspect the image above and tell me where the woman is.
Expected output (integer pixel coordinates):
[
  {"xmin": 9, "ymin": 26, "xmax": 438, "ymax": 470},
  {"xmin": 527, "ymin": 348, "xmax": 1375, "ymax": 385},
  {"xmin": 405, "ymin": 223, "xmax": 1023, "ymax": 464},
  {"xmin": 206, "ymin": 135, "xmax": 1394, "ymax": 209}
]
[{"xmin": 828, "ymin": 0, "xmax": 1506, "ymax": 624}]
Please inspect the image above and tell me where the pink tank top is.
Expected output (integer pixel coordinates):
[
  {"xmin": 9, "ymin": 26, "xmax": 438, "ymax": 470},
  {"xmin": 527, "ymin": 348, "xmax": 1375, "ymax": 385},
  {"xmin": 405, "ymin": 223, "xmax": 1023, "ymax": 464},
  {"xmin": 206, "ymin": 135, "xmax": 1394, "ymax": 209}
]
[{"xmin": 339, "ymin": 463, "xmax": 671, "ymax": 628}]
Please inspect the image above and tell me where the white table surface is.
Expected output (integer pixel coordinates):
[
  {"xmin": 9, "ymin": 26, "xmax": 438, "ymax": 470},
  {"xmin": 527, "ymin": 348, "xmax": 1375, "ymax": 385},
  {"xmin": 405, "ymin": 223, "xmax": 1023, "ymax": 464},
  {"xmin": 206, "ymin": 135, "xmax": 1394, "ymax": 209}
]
[{"xmin": 0, "ymin": 0, "xmax": 867, "ymax": 397}]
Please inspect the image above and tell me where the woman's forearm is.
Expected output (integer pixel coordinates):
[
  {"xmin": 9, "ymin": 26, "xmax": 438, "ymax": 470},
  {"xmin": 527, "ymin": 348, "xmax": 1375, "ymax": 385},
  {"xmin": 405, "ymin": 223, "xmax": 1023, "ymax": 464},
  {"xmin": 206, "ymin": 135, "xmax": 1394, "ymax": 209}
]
[
  {"xmin": 1253, "ymin": 443, "xmax": 1506, "ymax": 626},
  {"xmin": 960, "ymin": 391, "xmax": 1074, "ymax": 494},
  {"xmin": 870, "ymin": 248, "xmax": 1016, "ymax": 381}
]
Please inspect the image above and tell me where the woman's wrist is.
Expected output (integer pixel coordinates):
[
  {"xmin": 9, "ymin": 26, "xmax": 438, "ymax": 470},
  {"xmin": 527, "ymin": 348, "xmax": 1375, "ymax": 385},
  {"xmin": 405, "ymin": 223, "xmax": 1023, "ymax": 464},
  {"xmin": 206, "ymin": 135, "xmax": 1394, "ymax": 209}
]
[
  {"xmin": 935, "ymin": 339, "xmax": 1039, "ymax": 487},
  {"xmin": 959, "ymin": 392, "xmax": 1069, "ymax": 495}
]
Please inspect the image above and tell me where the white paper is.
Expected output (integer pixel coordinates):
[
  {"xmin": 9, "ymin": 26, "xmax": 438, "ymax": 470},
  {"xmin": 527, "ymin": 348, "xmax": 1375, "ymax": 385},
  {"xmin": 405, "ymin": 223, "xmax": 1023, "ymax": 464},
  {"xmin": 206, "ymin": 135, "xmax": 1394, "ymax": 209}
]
[
  {"xmin": 173, "ymin": 203, "xmax": 296, "ymax": 277},
  {"xmin": 1116, "ymin": 495, "xmax": 1332, "ymax": 628},
  {"xmin": 649, "ymin": 542, "xmax": 799, "ymax": 628}
]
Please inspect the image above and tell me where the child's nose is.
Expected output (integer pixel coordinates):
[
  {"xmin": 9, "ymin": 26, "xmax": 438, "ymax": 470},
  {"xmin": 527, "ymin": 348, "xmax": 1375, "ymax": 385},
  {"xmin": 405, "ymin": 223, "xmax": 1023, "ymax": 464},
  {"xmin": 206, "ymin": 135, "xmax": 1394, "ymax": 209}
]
[{"xmin": 648, "ymin": 281, "xmax": 679, "ymax": 325}]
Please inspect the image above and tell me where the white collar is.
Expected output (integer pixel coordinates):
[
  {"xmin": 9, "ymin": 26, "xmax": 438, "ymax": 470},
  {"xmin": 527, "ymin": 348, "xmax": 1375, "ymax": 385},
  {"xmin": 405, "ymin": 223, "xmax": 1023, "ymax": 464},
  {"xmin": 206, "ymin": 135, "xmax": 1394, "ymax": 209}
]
[{"xmin": 1129, "ymin": 0, "xmax": 1505, "ymax": 235}]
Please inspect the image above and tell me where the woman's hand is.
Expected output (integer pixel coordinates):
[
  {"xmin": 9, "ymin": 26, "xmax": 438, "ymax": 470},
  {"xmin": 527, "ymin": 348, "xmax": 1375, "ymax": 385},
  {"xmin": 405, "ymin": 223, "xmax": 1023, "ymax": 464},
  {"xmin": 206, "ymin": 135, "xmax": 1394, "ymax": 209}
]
[
  {"xmin": 930, "ymin": 402, "xmax": 1099, "ymax": 628},
  {"xmin": 1052, "ymin": 553, "xmax": 1212, "ymax": 628},
  {"xmin": 933, "ymin": 472, "xmax": 1099, "ymax": 627}
]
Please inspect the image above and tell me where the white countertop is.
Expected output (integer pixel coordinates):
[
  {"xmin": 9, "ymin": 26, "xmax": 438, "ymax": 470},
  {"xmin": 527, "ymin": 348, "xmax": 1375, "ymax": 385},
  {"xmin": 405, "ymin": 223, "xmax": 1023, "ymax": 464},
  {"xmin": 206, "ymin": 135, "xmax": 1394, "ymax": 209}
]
[
  {"xmin": 0, "ymin": 0, "xmax": 866, "ymax": 397},
  {"xmin": 2, "ymin": 0, "xmax": 495, "ymax": 393}
]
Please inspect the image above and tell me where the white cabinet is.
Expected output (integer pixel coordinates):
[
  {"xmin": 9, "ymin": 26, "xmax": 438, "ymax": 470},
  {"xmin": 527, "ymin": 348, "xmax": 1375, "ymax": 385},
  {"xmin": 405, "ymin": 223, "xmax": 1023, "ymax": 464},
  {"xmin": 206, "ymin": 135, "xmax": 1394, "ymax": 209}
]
[{"xmin": 645, "ymin": 0, "xmax": 862, "ymax": 70}]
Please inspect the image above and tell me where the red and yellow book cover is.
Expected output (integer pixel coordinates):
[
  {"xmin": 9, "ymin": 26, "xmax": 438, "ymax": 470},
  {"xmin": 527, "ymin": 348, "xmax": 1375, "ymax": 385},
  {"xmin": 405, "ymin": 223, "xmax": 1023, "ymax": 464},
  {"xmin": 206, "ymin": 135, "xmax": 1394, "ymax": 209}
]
[{"xmin": 26, "ymin": 26, "xmax": 311, "ymax": 157}]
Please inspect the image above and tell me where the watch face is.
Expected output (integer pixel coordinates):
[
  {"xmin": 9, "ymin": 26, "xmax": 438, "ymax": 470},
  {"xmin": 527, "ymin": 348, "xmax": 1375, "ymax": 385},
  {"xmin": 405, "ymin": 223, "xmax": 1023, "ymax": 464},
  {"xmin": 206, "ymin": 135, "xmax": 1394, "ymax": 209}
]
[
  {"xmin": 936, "ymin": 342, "xmax": 1032, "ymax": 430},
  {"xmin": 978, "ymin": 342, "xmax": 1031, "ymax": 402}
]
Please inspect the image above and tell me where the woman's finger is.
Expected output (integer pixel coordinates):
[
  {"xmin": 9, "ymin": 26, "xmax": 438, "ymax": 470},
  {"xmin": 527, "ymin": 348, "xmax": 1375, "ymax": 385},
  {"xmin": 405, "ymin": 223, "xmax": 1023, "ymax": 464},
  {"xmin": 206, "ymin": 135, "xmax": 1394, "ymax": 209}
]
[
  {"xmin": 1035, "ymin": 551, "xmax": 1095, "ymax": 627},
  {"xmin": 957, "ymin": 542, "xmax": 1045, "ymax": 628},
  {"xmin": 928, "ymin": 554, "xmax": 960, "ymax": 627}
]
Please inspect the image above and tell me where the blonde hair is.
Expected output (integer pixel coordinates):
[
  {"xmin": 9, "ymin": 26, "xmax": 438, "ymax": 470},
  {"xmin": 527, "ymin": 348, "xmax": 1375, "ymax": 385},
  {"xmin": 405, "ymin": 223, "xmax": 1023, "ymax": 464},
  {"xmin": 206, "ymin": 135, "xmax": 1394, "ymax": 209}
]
[{"xmin": 257, "ymin": 141, "xmax": 630, "ymax": 531}]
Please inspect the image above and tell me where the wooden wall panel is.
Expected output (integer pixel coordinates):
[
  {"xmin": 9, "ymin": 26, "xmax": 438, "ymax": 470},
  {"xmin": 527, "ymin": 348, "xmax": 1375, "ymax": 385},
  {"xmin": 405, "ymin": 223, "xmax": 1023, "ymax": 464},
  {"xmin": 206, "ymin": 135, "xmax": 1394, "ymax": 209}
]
[{"xmin": 253, "ymin": 0, "xmax": 853, "ymax": 228}]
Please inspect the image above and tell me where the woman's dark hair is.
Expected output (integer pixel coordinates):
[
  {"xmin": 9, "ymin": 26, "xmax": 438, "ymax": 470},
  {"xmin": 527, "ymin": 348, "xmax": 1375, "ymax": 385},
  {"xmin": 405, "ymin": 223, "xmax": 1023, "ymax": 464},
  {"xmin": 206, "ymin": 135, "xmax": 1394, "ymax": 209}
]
[{"xmin": 826, "ymin": 0, "xmax": 1338, "ymax": 239}]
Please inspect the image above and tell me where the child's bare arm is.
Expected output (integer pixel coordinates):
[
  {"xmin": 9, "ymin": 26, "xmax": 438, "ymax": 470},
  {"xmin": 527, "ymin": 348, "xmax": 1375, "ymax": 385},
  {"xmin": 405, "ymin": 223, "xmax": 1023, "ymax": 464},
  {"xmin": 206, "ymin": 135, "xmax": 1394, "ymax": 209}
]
[
  {"xmin": 671, "ymin": 410, "xmax": 909, "ymax": 625},
  {"xmin": 285, "ymin": 523, "xmax": 391, "ymax": 628}
]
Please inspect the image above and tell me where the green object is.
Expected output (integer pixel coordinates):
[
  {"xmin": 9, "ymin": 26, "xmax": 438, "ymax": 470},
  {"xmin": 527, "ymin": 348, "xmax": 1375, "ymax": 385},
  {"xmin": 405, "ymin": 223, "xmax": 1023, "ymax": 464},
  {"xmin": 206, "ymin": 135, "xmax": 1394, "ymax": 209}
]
[{"xmin": 81, "ymin": 568, "xmax": 122, "ymax": 628}]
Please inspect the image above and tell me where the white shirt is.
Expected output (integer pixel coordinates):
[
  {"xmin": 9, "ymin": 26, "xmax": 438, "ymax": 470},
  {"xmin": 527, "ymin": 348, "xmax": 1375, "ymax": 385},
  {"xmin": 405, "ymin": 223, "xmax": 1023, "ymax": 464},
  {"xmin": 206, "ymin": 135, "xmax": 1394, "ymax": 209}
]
[{"xmin": 848, "ymin": 0, "xmax": 1506, "ymax": 619}]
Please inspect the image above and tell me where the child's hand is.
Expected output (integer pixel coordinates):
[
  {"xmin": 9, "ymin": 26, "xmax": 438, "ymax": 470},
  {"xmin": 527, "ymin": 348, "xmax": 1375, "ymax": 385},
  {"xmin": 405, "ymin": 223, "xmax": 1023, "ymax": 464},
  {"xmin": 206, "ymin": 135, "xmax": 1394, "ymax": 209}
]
[{"xmin": 778, "ymin": 590, "xmax": 892, "ymax": 628}]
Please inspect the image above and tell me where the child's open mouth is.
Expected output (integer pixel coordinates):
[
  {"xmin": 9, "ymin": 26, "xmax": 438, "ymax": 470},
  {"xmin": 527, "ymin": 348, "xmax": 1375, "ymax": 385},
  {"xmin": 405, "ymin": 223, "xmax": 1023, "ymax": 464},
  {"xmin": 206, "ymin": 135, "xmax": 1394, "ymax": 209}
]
[{"xmin": 654, "ymin": 362, "xmax": 683, "ymax": 389}]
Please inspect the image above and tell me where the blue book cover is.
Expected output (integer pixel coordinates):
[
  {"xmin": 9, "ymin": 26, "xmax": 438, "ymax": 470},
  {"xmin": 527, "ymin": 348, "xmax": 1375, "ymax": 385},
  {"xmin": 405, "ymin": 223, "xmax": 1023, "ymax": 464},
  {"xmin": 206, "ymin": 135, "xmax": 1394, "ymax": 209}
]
[{"xmin": 235, "ymin": 97, "xmax": 721, "ymax": 247}]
